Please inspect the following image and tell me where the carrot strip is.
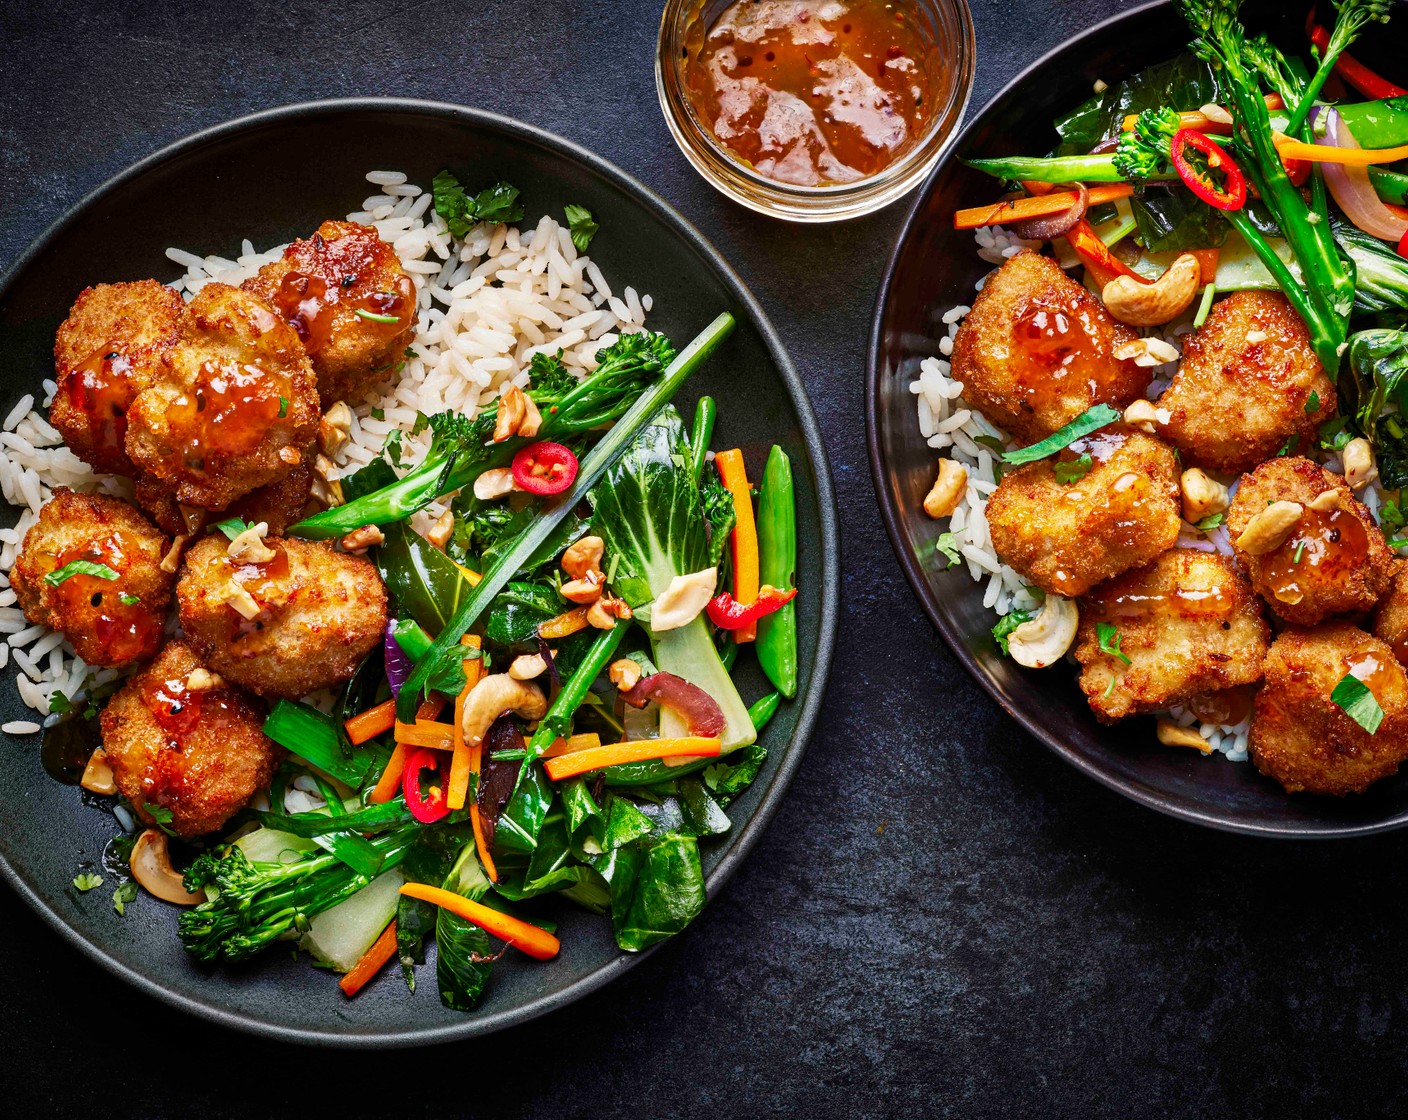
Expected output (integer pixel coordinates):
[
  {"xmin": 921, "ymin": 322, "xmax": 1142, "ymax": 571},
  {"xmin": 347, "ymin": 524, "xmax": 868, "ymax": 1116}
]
[
  {"xmin": 715, "ymin": 449, "xmax": 760, "ymax": 643},
  {"xmin": 1272, "ymin": 136, "xmax": 1408, "ymax": 167},
  {"xmin": 469, "ymin": 806, "xmax": 499, "ymax": 883},
  {"xmin": 538, "ymin": 605, "xmax": 591, "ymax": 640},
  {"xmin": 1064, "ymin": 219, "xmax": 1144, "ymax": 290},
  {"xmin": 454, "ymin": 561, "xmax": 483, "ymax": 587},
  {"xmin": 398, "ymin": 883, "xmax": 559, "ymax": 960},
  {"xmin": 1189, "ymin": 248, "xmax": 1220, "ymax": 285},
  {"xmin": 393, "ymin": 719, "xmax": 458, "ymax": 749},
  {"xmin": 953, "ymin": 184, "xmax": 1134, "ymax": 231},
  {"xmin": 1119, "ymin": 95, "xmax": 1282, "ymax": 135},
  {"xmin": 345, "ymin": 698, "xmax": 396, "ymax": 745},
  {"xmin": 539, "ymin": 732, "xmax": 603, "ymax": 759},
  {"xmin": 543, "ymin": 737, "xmax": 722, "ymax": 781},
  {"xmin": 338, "ymin": 919, "xmax": 398, "ymax": 997},
  {"xmin": 448, "ymin": 636, "xmax": 482, "ymax": 812},
  {"xmin": 369, "ymin": 698, "xmax": 445, "ymax": 803}
]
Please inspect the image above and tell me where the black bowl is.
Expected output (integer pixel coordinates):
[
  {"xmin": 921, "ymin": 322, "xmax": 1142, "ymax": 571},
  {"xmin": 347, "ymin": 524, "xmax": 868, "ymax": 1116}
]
[
  {"xmin": 866, "ymin": 1, "xmax": 1408, "ymax": 838},
  {"xmin": 0, "ymin": 100, "xmax": 839, "ymax": 1044}
]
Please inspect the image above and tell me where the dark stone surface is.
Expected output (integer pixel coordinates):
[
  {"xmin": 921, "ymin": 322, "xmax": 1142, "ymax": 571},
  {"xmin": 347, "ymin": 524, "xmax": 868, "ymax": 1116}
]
[{"xmin": 2, "ymin": 0, "xmax": 1406, "ymax": 1115}]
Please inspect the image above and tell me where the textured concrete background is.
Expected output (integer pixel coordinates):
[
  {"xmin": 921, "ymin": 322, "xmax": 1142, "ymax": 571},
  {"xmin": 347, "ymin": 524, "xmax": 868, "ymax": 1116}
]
[{"xmin": 3, "ymin": 0, "xmax": 1408, "ymax": 1116}]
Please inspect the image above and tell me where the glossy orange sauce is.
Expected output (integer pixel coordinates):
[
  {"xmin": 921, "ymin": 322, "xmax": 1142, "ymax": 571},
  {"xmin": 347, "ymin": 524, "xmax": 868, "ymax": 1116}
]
[
  {"xmin": 1261, "ymin": 504, "xmax": 1369, "ymax": 606},
  {"xmin": 170, "ymin": 360, "xmax": 284, "ymax": 459},
  {"xmin": 1188, "ymin": 685, "xmax": 1254, "ymax": 727},
  {"xmin": 66, "ymin": 346, "xmax": 135, "ymax": 458},
  {"xmin": 142, "ymin": 674, "xmax": 206, "ymax": 737},
  {"xmin": 1343, "ymin": 648, "xmax": 1395, "ymax": 704},
  {"xmin": 52, "ymin": 533, "xmax": 159, "ymax": 663},
  {"xmin": 682, "ymin": 0, "xmax": 935, "ymax": 186},
  {"xmin": 1013, "ymin": 288, "xmax": 1122, "ymax": 406}
]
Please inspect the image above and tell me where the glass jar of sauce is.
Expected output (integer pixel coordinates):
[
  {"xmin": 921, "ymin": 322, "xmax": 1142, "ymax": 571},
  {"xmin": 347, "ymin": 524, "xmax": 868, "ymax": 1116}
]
[{"xmin": 658, "ymin": 0, "xmax": 974, "ymax": 221}]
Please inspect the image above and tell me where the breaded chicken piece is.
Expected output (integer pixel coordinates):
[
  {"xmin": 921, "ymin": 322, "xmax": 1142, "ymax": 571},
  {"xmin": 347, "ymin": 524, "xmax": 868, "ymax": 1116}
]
[
  {"xmin": 176, "ymin": 534, "xmax": 386, "ymax": 699},
  {"xmin": 134, "ymin": 462, "xmax": 313, "ymax": 538},
  {"xmin": 1156, "ymin": 291, "xmax": 1335, "ymax": 474},
  {"xmin": 950, "ymin": 250, "xmax": 1149, "ymax": 443},
  {"xmin": 242, "ymin": 220, "xmax": 417, "ymax": 407},
  {"xmin": 1227, "ymin": 456, "xmax": 1391, "ymax": 626},
  {"xmin": 986, "ymin": 424, "xmax": 1181, "ymax": 597},
  {"xmin": 125, "ymin": 283, "xmax": 319, "ymax": 511},
  {"xmin": 1374, "ymin": 560, "xmax": 1408, "ymax": 667},
  {"xmin": 1075, "ymin": 549, "xmax": 1270, "ymax": 723},
  {"xmin": 10, "ymin": 489, "xmax": 173, "ymax": 667},
  {"xmin": 1251, "ymin": 623, "xmax": 1408, "ymax": 796},
  {"xmin": 50, "ymin": 280, "xmax": 185, "ymax": 475},
  {"xmin": 100, "ymin": 640, "xmax": 279, "ymax": 837}
]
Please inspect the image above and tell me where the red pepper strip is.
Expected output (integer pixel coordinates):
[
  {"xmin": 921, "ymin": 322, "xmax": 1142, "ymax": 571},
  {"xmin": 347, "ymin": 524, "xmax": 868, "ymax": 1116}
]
[
  {"xmin": 1170, "ymin": 129, "xmax": 1247, "ymax": 212},
  {"xmin": 1398, "ymin": 227, "xmax": 1408, "ymax": 261},
  {"xmin": 1063, "ymin": 220, "xmax": 1144, "ymax": 292},
  {"xmin": 1309, "ymin": 23, "xmax": 1406, "ymax": 99},
  {"xmin": 402, "ymin": 746, "xmax": 451, "ymax": 823},
  {"xmin": 706, "ymin": 584, "xmax": 798, "ymax": 631},
  {"xmin": 511, "ymin": 441, "xmax": 578, "ymax": 496}
]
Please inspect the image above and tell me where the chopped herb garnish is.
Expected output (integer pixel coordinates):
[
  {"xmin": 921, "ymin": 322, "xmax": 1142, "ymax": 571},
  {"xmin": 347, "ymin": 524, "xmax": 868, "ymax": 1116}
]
[
  {"xmin": 44, "ymin": 560, "xmax": 118, "ymax": 587},
  {"xmin": 1331, "ymin": 672, "xmax": 1385, "ymax": 734},
  {"xmin": 148, "ymin": 805, "xmax": 174, "ymax": 826},
  {"xmin": 1293, "ymin": 540, "xmax": 1308, "ymax": 564},
  {"xmin": 564, "ymin": 204, "xmax": 599, "ymax": 253},
  {"xmin": 1319, "ymin": 416, "xmax": 1352, "ymax": 451},
  {"xmin": 431, "ymin": 170, "xmax": 524, "ymax": 237},
  {"xmin": 1196, "ymin": 512, "xmax": 1225, "ymax": 532},
  {"xmin": 1305, "ymin": 390, "xmax": 1320, "ymax": 415},
  {"xmin": 992, "ymin": 610, "xmax": 1035, "ymax": 656},
  {"xmin": 370, "ymin": 407, "xmax": 385, "ymax": 421},
  {"xmin": 113, "ymin": 880, "xmax": 138, "ymax": 916},
  {"xmin": 1096, "ymin": 621, "xmax": 1132, "ymax": 665},
  {"xmin": 1276, "ymin": 433, "xmax": 1299, "ymax": 456},
  {"xmin": 1053, "ymin": 453, "xmax": 1094, "ymax": 484},
  {"xmin": 1102, "ymin": 677, "xmax": 1117, "ymax": 699},
  {"xmin": 936, "ymin": 531, "xmax": 962, "ymax": 569},
  {"xmin": 1003, "ymin": 404, "xmax": 1120, "ymax": 466},
  {"xmin": 354, "ymin": 308, "xmax": 400, "ymax": 324},
  {"xmin": 214, "ymin": 518, "xmax": 253, "ymax": 541},
  {"xmin": 119, "ymin": 592, "xmax": 141, "ymax": 606},
  {"xmin": 410, "ymin": 413, "xmax": 430, "ymax": 438},
  {"xmin": 973, "ymin": 434, "xmax": 1007, "ymax": 456},
  {"xmin": 277, "ymin": 395, "xmax": 288, "ymax": 418},
  {"xmin": 47, "ymin": 691, "xmax": 73, "ymax": 715},
  {"xmin": 1380, "ymin": 498, "xmax": 1405, "ymax": 533},
  {"xmin": 72, "ymin": 872, "xmax": 103, "ymax": 892}
]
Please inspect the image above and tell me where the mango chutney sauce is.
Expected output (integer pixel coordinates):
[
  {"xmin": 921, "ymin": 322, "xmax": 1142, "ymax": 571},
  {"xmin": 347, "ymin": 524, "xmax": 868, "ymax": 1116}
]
[{"xmin": 682, "ymin": 0, "xmax": 936, "ymax": 186}]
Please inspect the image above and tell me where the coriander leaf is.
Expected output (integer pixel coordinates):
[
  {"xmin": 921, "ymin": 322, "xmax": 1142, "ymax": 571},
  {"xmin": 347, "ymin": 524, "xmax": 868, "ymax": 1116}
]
[
  {"xmin": 564, "ymin": 204, "xmax": 599, "ymax": 253},
  {"xmin": 1381, "ymin": 498, "xmax": 1406, "ymax": 532},
  {"xmin": 992, "ymin": 610, "xmax": 1035, "ymax": 656},
  {"xmin": 47, "ymin": 691, "xmax": 74, "ymax": 716},
  {"xmin": 1096, "ymin": 621, "xmax": 1132, "ymax": 665},
  {"xmin": 1053, "ymin": 453, "xmax": 1094, "ymax": 484},
  {"xmin": 432, "ymin": 169, "xmax": 474, "ymax": 237},
  {"xmin": 44, "ymin": 560, "xmax": 118, "ymax": 587},
  {"xmin": 936, "ymin": 531, "xmax": 962, "ymax": 569},
  {"xmin": 471, "ymin": 181, "xmax": 524, "ymax": 225},
  {"xmin": 72, "ymin": 872, "xmax": 103, "ymax": 892},
  {"xmin": 1332, "ymin": 672, "xmax": 1385, "ymax": 734},
  {"xmin": 119, "ymin": 592, "xmax": 141, "ymax": 606},
  {"xmin": 371, "ymin": 407, "xmax": 385, "ymax": 421},
  {"xmin": 1305, "ymin": 390, "xmax": 1320, "ymax": 415},
  {"xmin": 113, "ymin": 880, "xmax": 138, "ymax": 916},
  {"xmin": 214, "ymin": 517, "xmax": 253, "ymax": 541},
  {"xmin": 1003, "ymin": 404, "xmax": 1120, "ymax": 466},
  {"xmin": 1277, "ymin": 434, "xmax": 1299, "ymax": 456},
  {"xmin": 277, "ymin": 395, "xmax": 288, "ymax": 418},
  {"xmin": 1319, "ymin": 415, "xmax": 1351, "ymax": 451},
  {"xmin": 1196, "ymin": 512, "xmax": 1225, "ymax": 531}
]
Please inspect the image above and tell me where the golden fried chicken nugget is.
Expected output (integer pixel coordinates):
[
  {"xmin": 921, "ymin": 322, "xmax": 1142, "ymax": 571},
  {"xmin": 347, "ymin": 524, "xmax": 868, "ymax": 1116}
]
[
  {"xmin": 1227, "ymin": 456, "xmax": 1391, "ymax": 626},
  {"xmin": 1374, "ymin": 560, "xmax": 1408, "ymax": 667},
  {"xmin": 1157, "ymin": 291, "xmax": 1335, "ymax": 474},
  {"xmin": 1251, "ymin": 623, "xmax": 1408, "ymax": 796},
  {"xmin": 1075, "ymin": 549, "xmax": 1269, "ymax": 723},
  {"xmin": 100, "ymin": 640, "xmax": 278, "ymax": 837},
  {"xmin": 50, "ymin": 280, "xmax": 185, "ymax": 475},
  {"xmin": 986, "ymin": 424, "xmax": 1181, "ymax": 597},
  {"xmin": 950, "ymin": 250, "xmax": 1149, "ymax": 443},
  {"xmin": 242, "ymin": 220, "xmax": 417, "ymax": 407},
  {"xmin": 10, "ymin": 489, "xmax": 173, "ymax": 667},
  {"xmin": 134, "ymin": 462, "xmax": 313, "ymax": 538},
  {"xmin": 124, "ymin": 283, "xmax": 319, "ymax": 511},
  {"xmin": 176, "ymin": 534, "xmax": 386, "ymax": 699}
]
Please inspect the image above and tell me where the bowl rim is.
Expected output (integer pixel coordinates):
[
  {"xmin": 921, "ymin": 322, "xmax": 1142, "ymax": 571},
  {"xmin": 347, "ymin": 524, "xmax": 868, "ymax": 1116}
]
[
  {"xmin": 0, "ymin": 96, "xmax": 841, "ymax": 1044},
  {"xmin": 864, "ymin": 0, "xmax": 1408, "ymax": 841}
]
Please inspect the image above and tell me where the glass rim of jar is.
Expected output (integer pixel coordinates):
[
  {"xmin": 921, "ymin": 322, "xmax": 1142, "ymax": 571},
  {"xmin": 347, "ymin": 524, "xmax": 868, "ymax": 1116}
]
[{"xmin": 655, "ymin": 0, "xmax": 976, "ymax": 223}]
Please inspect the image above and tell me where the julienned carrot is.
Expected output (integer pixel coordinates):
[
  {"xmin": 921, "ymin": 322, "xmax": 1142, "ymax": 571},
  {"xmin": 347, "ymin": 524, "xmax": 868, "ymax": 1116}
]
[
  {"xmin": 369, "ymin": 699, "xmax": 445, "ymax": 803},
  {"xmin": 543, "ymin": 737, "xmax": 722, "ymax": 781},
  {"xmin": 715, "ymin": 449, "xmax": 760, "ymax": 643},
  {"xmin": 1064, "ymin": 220, "xmax": 1143, "ymax": 292},
  {"xmin": 448, "ymin": 635, "xmax": 482, "ymax": 812},
  {"xmin": 1272, "ymin": 136, "xmax": 1408, "ymax": 167},
  {"xmin": 953, "ymin": 184, "xmax": 1133, "ymax": 231},
  {"xmin": 345, "ymin": 698, "xmax": 396, "ymax": 745},
  {"xmin": 1189, "ymin": 248, "xmax": 1220, "ymax": 285},
  {"xmin": 394, "ymin": 719, "xmax": 457, "ymax": 749},
  {"xmin": 538, "ymin": 605, "xmax": 590, "ymax": 640},
  {"xmin": 338, "ymin": 919, "xmax": 398, "ymax": 997},
  {"xmin": 398, "ymin": 882, "xmax": 559, "ymax": 960},
  {"xmin": 470, "ymin": 805, "xmax": 498, "ymax": 883},
  {"xmin": 1118, "ymin": 94, "xmax": 1282, "ymax": 134},
  {"xmin": 539, "ymin": 732, "xmax": 603, "ymax": 758}
]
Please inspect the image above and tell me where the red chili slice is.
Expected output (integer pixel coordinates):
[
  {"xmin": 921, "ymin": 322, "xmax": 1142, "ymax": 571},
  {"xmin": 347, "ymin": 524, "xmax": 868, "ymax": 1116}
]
[
  {"xmin": 402, "ymin": 746, "xmax": 451, "ymax": 823},
  {"xmin": 511, "ymin": 441, "xmax": 578, "ymax": 496},
  {"xmin": 1170, "ymin": 129, "xmax": 1247, "ymax": 212},
  {"xmin": 705, "ymin": 585, "xmax": 798, "ymax": 631}
]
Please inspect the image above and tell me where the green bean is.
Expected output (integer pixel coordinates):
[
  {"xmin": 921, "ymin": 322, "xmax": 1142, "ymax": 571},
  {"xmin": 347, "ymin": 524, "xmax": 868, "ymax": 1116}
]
[
  {"xmin": 747, "ymin": 691, "xmax": 781, "ymax": 733},
  {"xmin": 755, "ymin": 445, "xmax": 797, "ymax": 698},
  {"xmin": 689, "ymin": 396, "xmax": 716, "ymax": 484}
]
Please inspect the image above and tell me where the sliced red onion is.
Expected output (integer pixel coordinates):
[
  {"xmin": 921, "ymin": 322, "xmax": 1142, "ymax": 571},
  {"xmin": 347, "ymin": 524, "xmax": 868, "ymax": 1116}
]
[
  {"xmin": 1318, "ymin": 107, "xmax": 1408, "ymax": 242},
  {"xmin": 620, "ymin": 671, "xmax": 725, "ymax": 738},
  {"xmin": 384, "ymin": 620, "xmax": 412, "ymax": 697},
  {"xmin": 476, "ymin": 715, "xmax": 523, "ymax": 847},
  {"xmin": 1011, "ymin": 182, "xmax": 1089, "ymax": 241}
]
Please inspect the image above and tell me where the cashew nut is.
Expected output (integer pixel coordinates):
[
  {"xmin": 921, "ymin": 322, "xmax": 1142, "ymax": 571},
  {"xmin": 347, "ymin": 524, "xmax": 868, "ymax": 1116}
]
[
  {"xmin": 518, "ymin": 394, "xmax": 543, "ymax": 439},
  {"xmin": 1307, "ymin": 489, "xmax": 1340, "ymax": 513},
  {"xmin": 1235, "ymin": 500, "xmax": 1303, "ymax": 555},
  {"xmin": 649, "ymin": 568, "xmax": 718, "ymax": 632},
  {"xmin": 1156, "ymin": 718, "xmax": 1213, "ymax": 754},
  {"xmin": 609, "ymin": 658, "xmax": 641, "ymax": 692},
  {"xmin": 509, "ymin": 653, "xmax": 547, "ymax": 680},
  {"xmin": 1343, "ymin": 437, "xmax": 1379, "ymax": 490},
  {"xmin": 473, "ymin": 467, "xmax": 517, "ymax": 501},
  {"xmin": 1123, "ymin": 399, "xmax": 1168, "ymax": 434},
  {"xmin": 562, "ymin": 536, "xmax": 605, "ymax": 581},
  {"xmin": 227, "ymin": 521, "xmax": 275, "ymax": 564},
  {"xmin": 588, "ymin": 595, "xmax": 632, "ymax": 629},
  {"xmin": 340, "ymin": 524, "xmax": 385, "ymax": 554},
  {"xmin": 426, "ymin": 509, "xmax": 455, "ymax": 549},
  {"xmin": 923, "ymin": 459, "xmax": 967, "ymax": 519},
  {"xmin": 80, "ymin": 747, "xmax": 116, "ymax": 795},
  {"xmin": 459, "ymin": 673, "xmax": 547, "ymax": 746},
  {"xmin": 1006, "ymin": 596, "xmax": 1078, "ymax": 669},
  {"xmin": 1112, "ymin": 337, "xmax": 1181, "ymax": 367},
  {"xmin": 312, "ymin": 453, "xmax": 345, "ymax": 507},
  {"xmin": 184, "ymin": 667, "xmax": 225, "ymax": 692},
  {"xmin": 319, "ymin": 401, "xmax": 354, "ymax": 457},
  {"xmin": 1180, "ymin": 468, "xmax": 1229, "ymax": 524},
  {"xmin": 221, "ymin": 579, "xmax": 262, "ymax": 620},
  {"xmin": 561, "ymin": 571, "xmax": 604, "ymax": 604},
  {"xmin": 160, "ymin": 533, "xmax": 191, "ymax": 575},
  {"xmin": 1101, "ymin": 253, "xmax": 1202, "ymax": 326},
  {"xmin": 278, "ymin": 446, "xmax": 303, "ymax": 466},
  {"xmin": 492, "ymin": 385, "xmax": 529, "ymax": 442},
  {"xmin": 130, "ymin": 828, "xmax": 206, "ymax": 906}
]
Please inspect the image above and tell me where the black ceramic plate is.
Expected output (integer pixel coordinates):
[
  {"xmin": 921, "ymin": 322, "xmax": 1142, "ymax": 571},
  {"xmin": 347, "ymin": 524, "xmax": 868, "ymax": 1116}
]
[
  {"xmin": 0, "ymin": 100, "xmax": 838, "ymax": 1044},
  {"xmin": 867, "ymin": 1, "xmax": 1408, "ymax": 838}
]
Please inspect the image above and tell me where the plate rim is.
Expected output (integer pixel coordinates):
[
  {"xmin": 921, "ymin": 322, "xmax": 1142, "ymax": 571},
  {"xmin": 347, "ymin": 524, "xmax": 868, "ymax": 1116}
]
[
  {"xmin": 863, "ymin": 0, "xmax": 1408, "ymax": 840},
  {"xmin": 0, "ymin": 96, "xmax": 841, "ymax": 1044}
]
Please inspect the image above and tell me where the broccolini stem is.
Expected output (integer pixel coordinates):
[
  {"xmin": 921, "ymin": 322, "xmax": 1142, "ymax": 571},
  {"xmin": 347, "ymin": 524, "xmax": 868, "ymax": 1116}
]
[
  {"xmin": 527, "ymin": 621, "xmax": 628, "ymax": 758},
  {"xmin": 965, "ymin": 153, "xmax": 1165, "ymax": 184}
]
